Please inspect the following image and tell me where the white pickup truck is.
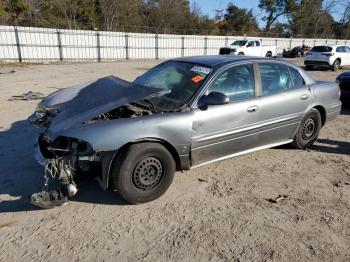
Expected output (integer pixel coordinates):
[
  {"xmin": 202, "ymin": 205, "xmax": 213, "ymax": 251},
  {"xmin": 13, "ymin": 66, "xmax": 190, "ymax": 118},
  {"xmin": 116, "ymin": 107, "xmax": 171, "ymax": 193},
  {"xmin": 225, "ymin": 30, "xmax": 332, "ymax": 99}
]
[{"xmin": 219, "ymin": 39, "xmax": 277, "ymax": 57}]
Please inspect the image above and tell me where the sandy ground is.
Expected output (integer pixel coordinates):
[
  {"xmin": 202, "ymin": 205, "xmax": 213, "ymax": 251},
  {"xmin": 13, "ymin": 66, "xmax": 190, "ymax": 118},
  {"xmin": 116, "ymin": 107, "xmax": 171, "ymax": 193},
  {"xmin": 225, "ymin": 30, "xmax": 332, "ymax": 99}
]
[{"xmin": 0, "ymin": 58, "xmax": 349, "ymax": 262}]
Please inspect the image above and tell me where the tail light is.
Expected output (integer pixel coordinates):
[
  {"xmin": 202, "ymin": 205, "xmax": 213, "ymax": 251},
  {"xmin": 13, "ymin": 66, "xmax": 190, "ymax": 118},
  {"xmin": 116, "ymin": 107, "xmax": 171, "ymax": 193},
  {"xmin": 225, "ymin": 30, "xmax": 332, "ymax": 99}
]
[{"xmin": 321, "ymin": 53, "xmax": 334, "ymax": 56}]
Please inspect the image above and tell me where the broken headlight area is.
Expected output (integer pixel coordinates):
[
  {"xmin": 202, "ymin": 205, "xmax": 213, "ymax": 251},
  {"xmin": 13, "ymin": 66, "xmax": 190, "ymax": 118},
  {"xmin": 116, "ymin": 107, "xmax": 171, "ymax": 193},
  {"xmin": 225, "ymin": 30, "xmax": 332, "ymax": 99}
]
[
  {"xmin": 84, "ymin": 103, "xmax": 153, "ymax": 124},
  {"xmin": 37, "ymin": 135, "xmax": 102, "ymax": 197},
  {"xmin": 28, "ymin": 106, "xmax": 58, "ymax": 128},
  {"xmin": 38, "ymin": 135, "xmax": 98, "ymax": 180},
  {"xmin": 38, "ymin": 135, "xmax": 93, "ymax": 158}
]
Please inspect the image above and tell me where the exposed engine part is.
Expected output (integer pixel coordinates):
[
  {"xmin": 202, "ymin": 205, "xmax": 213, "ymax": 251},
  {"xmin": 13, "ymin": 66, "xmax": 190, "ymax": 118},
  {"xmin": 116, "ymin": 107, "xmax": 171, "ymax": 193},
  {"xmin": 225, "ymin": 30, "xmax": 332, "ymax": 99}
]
[
  {"xmin": 67, "ymin": 183, "xmax": 78, "ymax": 197},
  {"xmin": 42, "ymin": 151, "xmax": 78, "ymax": 193},
  {"xmin": 86, "ymin": 103, "xmax": 152, "ymax": 124}
]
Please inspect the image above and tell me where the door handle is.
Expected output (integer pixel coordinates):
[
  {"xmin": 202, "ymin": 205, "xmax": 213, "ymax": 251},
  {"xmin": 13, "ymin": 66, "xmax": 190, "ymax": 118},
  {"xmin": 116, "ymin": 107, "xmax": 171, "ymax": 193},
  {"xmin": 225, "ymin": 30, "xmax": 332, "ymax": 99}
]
[
  {"xmin": 300, "ymin": 94, "xmax": 309, "ymax": 100},
  {"xmin": 247, "ymin": 105, "xmax": 259, "ymax": 112}
]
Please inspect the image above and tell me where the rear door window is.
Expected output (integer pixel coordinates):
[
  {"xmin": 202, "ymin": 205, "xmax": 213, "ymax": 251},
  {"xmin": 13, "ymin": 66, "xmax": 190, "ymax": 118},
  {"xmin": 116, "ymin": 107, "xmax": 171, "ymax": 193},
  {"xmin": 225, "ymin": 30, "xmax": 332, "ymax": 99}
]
[
  {"xmin": 255, "ymin": 41, "xmax": 261, "ymax": 47},
  {"xmin": 258, "ymin": 63, "xmax": 292, "ymax": 95},
  {"xmin": 336, "ymin": 46, "xmax": 345, "ymax": 52}
]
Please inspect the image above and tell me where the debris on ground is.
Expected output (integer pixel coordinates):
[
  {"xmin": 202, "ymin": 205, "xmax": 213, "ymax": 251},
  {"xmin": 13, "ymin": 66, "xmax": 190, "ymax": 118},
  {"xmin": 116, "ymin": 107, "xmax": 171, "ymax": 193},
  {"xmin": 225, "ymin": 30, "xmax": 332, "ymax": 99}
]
[
  {"xmin": 332, "ymin": 180, "xmax": 350, "ymax": 187},
  {"xmin": 8, "ymin": 91, "xmax": 45, "ymax": 101},
  {"xmin": 0, "ymin": 70, "xmax": 15, "ymax": 75},
  {"xmin": 266, "ymin": 194, "xmax": 288, "ymax": 203},
  {"xmin": 30, "ymin": 188, "xmax": 69, "ymax": 209},
  {"xmin": 198, "ymin": 178, "xmax": 209, "ymax": 183}
]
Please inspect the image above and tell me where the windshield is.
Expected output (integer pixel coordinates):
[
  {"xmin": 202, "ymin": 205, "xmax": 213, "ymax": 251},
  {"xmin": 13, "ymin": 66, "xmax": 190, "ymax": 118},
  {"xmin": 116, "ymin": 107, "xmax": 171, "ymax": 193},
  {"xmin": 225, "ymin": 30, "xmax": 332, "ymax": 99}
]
[
  {"xmin": 311, "ymin": 46, "xmax": 333, "ymax": 52},
  {"xmin": 133, "ymin": 61, "xmax": 212, "ymax": 111},
  {"xmin": 231, "ymin": 40, "xmax": 247, "ymax": 46}
]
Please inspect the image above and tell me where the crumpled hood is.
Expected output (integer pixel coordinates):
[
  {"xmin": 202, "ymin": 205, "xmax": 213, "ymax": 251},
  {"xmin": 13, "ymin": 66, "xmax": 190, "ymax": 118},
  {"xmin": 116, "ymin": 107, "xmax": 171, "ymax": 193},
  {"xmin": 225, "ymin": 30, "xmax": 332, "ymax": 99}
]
[{"xmin": 34, "ymin": 76, "xmax": 163, "ymax": 135}]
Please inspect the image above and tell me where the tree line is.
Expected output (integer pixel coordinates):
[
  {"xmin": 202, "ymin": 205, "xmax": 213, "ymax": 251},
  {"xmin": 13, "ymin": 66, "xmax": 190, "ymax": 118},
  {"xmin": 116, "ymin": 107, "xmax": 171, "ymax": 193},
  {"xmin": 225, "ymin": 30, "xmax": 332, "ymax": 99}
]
[{"xmin": 0, "ymin": 0, "xmax": 349, "ymax": 39}]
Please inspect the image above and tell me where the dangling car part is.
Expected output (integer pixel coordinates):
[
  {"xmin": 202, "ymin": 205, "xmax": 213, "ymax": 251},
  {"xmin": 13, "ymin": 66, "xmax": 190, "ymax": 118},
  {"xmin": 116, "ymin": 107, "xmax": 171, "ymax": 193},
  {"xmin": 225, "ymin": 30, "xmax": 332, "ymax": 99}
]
[{"xmin": 28, "ymin": 56, "xmax": 341, "ymax": 204}]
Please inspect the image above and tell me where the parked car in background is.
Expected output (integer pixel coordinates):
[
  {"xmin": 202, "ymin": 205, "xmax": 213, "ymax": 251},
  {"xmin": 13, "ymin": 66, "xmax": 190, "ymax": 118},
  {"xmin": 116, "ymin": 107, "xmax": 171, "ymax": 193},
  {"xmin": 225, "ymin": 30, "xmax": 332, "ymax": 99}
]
[
  {"xmin": 304, "ymin": 45, "xmax": 350, "ymax": 71},
  {"xmin": 282, "ymin": 45, "xmax": 311, "ymax": 58},
  {"xmin": 29, "ymin": 56, "xmax": 341, "ymax": 204},
  {"xmin": 336, "ymin": 72, "xmax": 350, "ymax": 103},
  {"xmin": 219, "ymin": 39, "xmax": 277, "ymax": 57}
]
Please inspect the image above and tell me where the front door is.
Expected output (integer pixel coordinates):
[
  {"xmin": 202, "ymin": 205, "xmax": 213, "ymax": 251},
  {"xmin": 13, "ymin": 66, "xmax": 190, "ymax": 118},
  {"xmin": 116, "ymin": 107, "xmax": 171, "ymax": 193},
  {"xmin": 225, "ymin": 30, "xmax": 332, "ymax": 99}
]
[{"xmin": 191, "ymin": 63, "xmax": 262, "ymax": 166}]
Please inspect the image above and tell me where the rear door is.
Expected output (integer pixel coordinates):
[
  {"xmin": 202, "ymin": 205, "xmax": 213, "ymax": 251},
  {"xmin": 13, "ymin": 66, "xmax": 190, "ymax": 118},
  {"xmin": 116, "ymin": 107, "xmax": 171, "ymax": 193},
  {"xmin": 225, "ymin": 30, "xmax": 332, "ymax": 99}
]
[
  {"xmin": 251, "ymin": 62, "xmax": 312, "ymax": 145},
  {"xmin": 191, "ymin": 63, "xmax": 262, "ymax": 166}
]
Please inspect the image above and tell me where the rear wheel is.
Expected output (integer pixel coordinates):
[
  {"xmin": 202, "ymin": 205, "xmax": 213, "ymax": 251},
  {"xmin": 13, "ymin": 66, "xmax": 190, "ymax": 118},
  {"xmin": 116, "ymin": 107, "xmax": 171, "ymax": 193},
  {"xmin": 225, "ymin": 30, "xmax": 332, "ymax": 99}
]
[
  {"xmin": 112, "ymin": 143, "xmax": 175, "ymax": 204},
  {"xmin": 331, "ymin": 59, "xmax": 340, "ymax": 71},
  {"xmin": 292, "ymin": 109, "xmax": 321, "ymax": 149},
  {"xmin": 265, "ymin": 51, "xmax": 272, "ymax": 57},
  {"xmin": 237, "ymin": 52, "xmax": 244, "ymax": 56},
  {"xmin": 305, "ymin": 65, "xmax": 313, "ymax": 70}
]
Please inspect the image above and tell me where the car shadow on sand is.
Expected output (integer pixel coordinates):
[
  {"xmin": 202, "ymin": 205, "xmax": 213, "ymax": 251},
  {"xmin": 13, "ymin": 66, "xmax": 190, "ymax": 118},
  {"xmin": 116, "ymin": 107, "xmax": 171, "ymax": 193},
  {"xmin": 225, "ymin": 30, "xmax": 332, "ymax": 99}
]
[
  {"xmin": 341, "ymin": 104, "xmax": 350, "ymax": 115},
  {"xmin": 0, "ymin": 119, "xmax": 127, "ymax": 214},
  {"xmin": 311, "ymin": 139, "xmax": 350, "ymax": 155}
]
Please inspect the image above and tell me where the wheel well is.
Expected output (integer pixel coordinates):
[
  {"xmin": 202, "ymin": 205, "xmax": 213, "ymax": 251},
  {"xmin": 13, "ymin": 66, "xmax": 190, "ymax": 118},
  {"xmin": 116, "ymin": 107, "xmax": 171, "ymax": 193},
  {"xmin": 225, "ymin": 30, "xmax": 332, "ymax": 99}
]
[
  {"xmin": 313, "ymin": 105, "xmax": 326, "ymax": 126},
  {"xmin": 113, "ymin": 139, "xmax": 182, "ymax": 171}
]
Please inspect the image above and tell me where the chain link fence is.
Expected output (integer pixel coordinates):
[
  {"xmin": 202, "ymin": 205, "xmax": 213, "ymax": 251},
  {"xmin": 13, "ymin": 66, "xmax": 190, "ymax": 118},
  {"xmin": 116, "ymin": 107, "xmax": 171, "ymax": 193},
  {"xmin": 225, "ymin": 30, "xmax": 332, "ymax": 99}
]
[{"xmin": 0, "ymin": 25, "xmax": 349, "ymax": 63}]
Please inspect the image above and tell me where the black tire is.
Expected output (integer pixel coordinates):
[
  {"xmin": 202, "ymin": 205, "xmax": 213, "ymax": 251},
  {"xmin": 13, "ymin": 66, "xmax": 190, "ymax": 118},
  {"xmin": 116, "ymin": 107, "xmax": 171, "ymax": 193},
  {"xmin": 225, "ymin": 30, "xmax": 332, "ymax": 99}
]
[
  {"xmin": 331, "ymin": 59, "xmax": 340, "ymax": 71},
  {"xmin": 112, "ymin": 143, "xmax": 175, "ymax": 204},
  {"xmin": 305, "ymin": 65, "xmax": 313, "ymax": 70},
  {"xmin": 265, "ymin": 51, "xmax": 272, "ymax": 57},
  {"xmin": 237, "ymin": 52, "xmax": 244, "ymax": 55},
  {"xmin": 292, "ymin": 109, "xmax": 322, "ymax": 149}
]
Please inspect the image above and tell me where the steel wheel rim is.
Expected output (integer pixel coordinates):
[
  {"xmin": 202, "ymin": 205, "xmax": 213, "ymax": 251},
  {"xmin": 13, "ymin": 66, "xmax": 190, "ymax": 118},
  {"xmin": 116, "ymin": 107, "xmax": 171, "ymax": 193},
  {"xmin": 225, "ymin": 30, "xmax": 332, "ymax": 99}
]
[
  {"xmin": 335, "ymin": 61, "xmax": 339, "ymax": 69},
  {"xmin": 132, "ymin": 157, "xmax": 163, "ymax": 191},
  {"xmin": 302, "ymin": 118, "xmax": 315, "ymax": 140}
]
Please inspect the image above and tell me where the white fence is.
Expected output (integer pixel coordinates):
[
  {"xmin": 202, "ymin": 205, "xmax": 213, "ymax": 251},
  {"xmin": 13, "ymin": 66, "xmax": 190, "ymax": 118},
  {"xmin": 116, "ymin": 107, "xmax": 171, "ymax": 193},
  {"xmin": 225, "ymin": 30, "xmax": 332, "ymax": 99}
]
[{"xmin": 0, "ymin": 25, "xmax": 349, "ymax": 62}]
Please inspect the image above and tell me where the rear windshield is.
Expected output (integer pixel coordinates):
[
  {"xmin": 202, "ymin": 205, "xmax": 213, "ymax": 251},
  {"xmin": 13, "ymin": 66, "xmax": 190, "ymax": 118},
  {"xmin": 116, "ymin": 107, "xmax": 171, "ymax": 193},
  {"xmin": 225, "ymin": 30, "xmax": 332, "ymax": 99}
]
[{"xmin": 311, "ymin": 46, "xmax": 333, "ymax": 52}]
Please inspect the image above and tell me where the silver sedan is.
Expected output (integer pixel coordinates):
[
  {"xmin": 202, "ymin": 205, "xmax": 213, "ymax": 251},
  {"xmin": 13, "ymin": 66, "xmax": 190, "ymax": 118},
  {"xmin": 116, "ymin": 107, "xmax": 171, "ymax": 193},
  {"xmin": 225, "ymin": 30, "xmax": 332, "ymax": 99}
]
[{"xmin": 28, "ymin": 56, "xmax": 342, "ymax": 204}]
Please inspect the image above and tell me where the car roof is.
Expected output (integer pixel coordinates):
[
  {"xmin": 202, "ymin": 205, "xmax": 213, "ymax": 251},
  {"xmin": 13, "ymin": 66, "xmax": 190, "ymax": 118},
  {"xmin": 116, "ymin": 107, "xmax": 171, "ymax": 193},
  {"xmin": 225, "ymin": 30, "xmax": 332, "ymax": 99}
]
[
  {"xmin": 314, "ymin": 44, "xmax": 341, "ymax": 48},
  {"xmin": 172, "ymin": 55, "xmax": 275, "ymax": 67}
]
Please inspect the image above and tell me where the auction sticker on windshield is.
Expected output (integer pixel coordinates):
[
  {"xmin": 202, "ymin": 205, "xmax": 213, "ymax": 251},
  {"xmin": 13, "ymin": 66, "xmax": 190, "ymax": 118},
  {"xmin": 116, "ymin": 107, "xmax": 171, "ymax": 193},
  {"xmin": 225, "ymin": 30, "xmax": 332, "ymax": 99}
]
[
  {"xmin": 192, "ymin": 75, "xmax": 204, "ymax": 83},
  {"xmin": 190, "ymin": 66, "xmax": 212, "ymax": 75}
]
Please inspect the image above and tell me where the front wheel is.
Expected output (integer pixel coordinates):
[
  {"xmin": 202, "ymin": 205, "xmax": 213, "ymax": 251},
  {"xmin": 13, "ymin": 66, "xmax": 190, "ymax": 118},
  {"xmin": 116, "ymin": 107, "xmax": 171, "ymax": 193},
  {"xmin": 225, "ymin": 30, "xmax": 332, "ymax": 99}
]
[
  {"xmin": 237, "ymin": 52, "xmax": 244, "ymax": 56},
  {"xmin": 292, "ymin": 109, "xmax": 321, "ymax": 149},
  {"xmin": 112, "ymin": 143, "xmax": 175, "ymax": 204}
]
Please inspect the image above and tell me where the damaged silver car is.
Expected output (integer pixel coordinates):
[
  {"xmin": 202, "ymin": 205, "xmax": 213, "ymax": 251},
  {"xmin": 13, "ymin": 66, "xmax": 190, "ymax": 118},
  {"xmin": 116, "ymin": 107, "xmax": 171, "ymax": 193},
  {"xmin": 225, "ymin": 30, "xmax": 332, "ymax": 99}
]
[{"xmin": 28, "ymin": 56, "xmax": 342, "ymax": 206}]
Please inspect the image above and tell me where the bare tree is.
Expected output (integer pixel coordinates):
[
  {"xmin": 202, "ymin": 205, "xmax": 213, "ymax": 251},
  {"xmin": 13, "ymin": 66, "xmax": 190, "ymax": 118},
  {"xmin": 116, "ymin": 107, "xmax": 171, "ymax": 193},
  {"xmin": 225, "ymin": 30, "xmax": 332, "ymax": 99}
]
[{"xmin": 99, "ymin": 0, "xmax": 118, "ymax": 31}]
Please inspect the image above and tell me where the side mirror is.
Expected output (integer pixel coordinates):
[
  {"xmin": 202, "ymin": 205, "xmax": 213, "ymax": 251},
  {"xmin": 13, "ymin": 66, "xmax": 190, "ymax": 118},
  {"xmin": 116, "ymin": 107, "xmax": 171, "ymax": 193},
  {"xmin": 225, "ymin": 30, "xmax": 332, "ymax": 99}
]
[{"xmin": 197, "ymin": 91, "xmax": 229, "ymax": 110}]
